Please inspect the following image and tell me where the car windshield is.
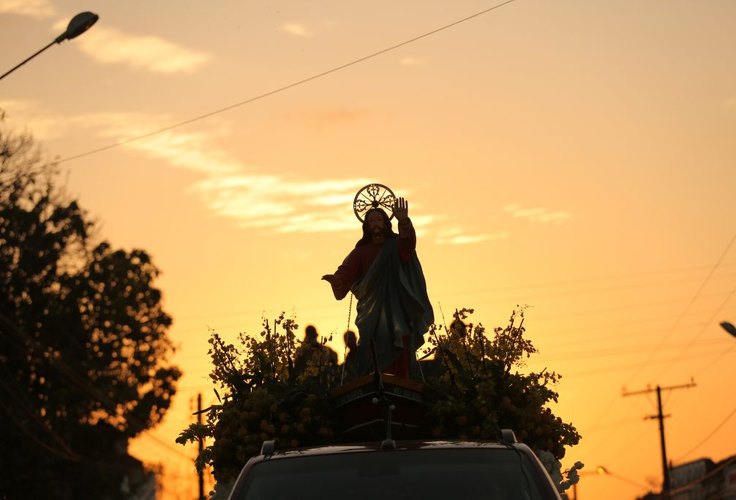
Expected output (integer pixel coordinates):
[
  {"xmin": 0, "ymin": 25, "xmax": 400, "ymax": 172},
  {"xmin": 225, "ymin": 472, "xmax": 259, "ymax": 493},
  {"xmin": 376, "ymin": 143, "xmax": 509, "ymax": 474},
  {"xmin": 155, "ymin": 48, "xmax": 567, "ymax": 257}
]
[{"xmin": 233, "ymin": 448, "xmax": 557, "ymax": 500}]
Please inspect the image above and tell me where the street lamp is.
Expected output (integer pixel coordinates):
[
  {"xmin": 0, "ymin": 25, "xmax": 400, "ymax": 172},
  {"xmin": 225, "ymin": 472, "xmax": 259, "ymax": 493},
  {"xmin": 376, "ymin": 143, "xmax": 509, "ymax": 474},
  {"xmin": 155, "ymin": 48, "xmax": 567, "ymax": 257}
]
[
  {"xmin": 0, "ymin": 11, "xmax": 99, "ymax": 82},
  {"xmin": 572, "ymin": 466, "xmax": 650, "ymax": 499},
  {"xmin": 571, "ymin": 466, "xmax": 609, "ymax": 500},
  {"xmin": 720, "ymin": 321, "xmax": 736, "ymax": 337}
]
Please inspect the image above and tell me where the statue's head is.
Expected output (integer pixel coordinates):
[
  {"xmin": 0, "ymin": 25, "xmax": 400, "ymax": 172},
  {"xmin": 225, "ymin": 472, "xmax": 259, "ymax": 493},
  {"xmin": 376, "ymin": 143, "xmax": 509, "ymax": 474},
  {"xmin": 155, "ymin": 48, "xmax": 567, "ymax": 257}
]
[{"xmin": 359, "ymin": 208, "xmax": 393, "ymax": 245}]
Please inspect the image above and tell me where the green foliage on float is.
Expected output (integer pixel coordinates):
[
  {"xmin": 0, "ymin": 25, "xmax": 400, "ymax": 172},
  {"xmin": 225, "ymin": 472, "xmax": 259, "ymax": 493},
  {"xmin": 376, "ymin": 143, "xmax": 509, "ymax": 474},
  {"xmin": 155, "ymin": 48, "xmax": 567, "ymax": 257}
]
[{"xmin": 178, "ymin": 307, "xmax": 581, "ymax": 494}]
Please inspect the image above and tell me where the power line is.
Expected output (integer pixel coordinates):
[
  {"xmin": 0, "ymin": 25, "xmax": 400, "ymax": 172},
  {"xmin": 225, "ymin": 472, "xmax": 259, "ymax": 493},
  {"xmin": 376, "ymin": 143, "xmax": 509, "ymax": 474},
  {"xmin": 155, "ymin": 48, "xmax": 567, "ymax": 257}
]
[
  {"xmin": 576, "ymin": 232, "xmax": 736, "ymax": 466},
  {"xmin": 653, "ymin": 281, "xmax": 736, "ymax": 381},
  {"xmin": 166, "ymin": 262, "xmax": 736, "ymax": 324},
  {"xmin": 690, "ymin": 343, "xmax": 736, "ymax": 380},
  {"xmin": 661, "ymin": 341, "xmax": 736, "ymax": 465},
  {"xmin": 527, "ymin": 257, "xmax": 734, "ymax": 461},
  {"xmin": 167, "ymin": 271, "xmax": 736, "ymax": 339},
  {"xmin": 674, "ymin": 405, "xmax": 736, "ymax": 461},
  {"xmin": 47, "ymin": 0, "xmax": 516, "ymax": 166},
  {"xmin": 537, "ymin": 337, "xmax": 730, "ymax": 365},
  {"xmin": 558, "ymin": 347, "xmax": 730, "ymax": 379},
  {"xmin": 589, "ymin": 418, "xmax": 651, "ymax": 467},
  {"xmin": 0, "ymin": 380, "xmax": 80, "ymax": 461},
  {"xmin": 0, "ymin": 312, "xmax": 192, "ymax": 462},
  {"xmin": 622, "ymin": 381, "xmax": 697, "ymax": 493},
  {"xmin": 137, "ymin": 424, "xmax": 196, "ymax": 461},
  {"xmin": 623, "ymin": 231, "xmax": 736, "ymax": 387}
]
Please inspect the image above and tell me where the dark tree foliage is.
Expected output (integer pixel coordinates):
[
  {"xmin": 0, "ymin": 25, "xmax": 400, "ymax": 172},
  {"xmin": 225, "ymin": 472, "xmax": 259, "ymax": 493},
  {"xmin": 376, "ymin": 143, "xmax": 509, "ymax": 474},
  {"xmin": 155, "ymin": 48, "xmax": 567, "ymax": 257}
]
[
  {"xmin": 0, "ymin": 116, "xmax": 181, "ymax": 499},
  {"xmin": 178, "ymin": 308, "xmax": 581, "ymax": 497}
]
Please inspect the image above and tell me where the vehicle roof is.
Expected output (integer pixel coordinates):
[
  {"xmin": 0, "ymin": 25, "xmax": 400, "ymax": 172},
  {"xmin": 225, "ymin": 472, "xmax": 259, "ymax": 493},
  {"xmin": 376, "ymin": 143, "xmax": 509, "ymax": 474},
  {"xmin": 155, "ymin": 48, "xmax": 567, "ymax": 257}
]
[
  {"xmin": 230, "ymin": 438, "xmax": 563, "ymax": 500},
  {"xmin": 253, "ymin": 439, "xmax": 530, "ymax": 461}
]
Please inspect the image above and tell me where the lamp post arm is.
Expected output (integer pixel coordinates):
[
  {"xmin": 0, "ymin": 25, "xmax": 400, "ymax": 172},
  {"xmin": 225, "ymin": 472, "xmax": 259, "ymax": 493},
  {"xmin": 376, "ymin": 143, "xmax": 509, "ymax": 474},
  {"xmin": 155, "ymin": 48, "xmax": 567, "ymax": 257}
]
[
  {"xmin": 0, "ymin": 40, "xmax": 56, "ymax": 82},
  {"xmin": 720, "ymin": 321, "xmax": 736, "ymax": 337},
  {"xmin": 0, "ymin": 11, "xmax": 97, "ymax": 83}
]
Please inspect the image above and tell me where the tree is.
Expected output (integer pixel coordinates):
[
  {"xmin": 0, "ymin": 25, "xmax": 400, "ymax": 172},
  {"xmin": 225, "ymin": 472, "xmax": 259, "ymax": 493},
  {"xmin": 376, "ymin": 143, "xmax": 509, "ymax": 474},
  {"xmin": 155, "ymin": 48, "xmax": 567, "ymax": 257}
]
[
  {"xmin": 0, "ymin": 114, "xmax": 181, "ymax": 499},
  {"xmin": 178, "ymin": 308, "xmax": 582, "ymax": 497}
]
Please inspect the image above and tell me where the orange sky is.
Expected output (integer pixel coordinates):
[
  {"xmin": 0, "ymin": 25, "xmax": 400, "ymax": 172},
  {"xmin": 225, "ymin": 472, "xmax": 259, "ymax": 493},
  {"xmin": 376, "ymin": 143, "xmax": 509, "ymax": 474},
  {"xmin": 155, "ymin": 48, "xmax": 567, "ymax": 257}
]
[{"xmin": 2, "ymin": 1, "xmax": 736, "ymax": 498}]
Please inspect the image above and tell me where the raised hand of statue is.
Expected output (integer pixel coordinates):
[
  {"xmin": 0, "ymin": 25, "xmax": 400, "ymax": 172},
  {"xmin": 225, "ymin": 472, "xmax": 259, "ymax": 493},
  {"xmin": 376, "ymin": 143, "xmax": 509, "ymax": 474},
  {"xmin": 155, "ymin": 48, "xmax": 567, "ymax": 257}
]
[{"xmin": 393, "ymin": 197, "xmax": 409, "ymax": 223}]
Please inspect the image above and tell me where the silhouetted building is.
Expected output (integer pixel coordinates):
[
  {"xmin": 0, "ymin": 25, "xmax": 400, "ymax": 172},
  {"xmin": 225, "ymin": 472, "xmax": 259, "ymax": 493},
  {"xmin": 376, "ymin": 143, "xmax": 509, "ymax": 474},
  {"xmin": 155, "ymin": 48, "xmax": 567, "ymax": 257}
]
[{"xmin": 638, "ymin": 455, "xmax": 736, "ymax": 500}]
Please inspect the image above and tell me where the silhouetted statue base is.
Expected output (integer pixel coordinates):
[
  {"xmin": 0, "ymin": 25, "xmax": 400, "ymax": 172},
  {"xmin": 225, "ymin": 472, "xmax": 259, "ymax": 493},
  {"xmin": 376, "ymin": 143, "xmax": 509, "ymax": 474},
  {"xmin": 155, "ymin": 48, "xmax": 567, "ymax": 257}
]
[{"xmin": 332, "ymin": 373, "xmax": 425, "ymax": 441}]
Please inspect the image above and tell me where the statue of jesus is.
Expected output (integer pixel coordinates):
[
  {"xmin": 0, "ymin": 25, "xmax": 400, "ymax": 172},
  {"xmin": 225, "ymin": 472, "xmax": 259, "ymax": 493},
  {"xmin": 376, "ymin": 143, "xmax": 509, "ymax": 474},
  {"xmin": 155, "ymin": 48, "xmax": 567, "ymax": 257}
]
[{"xmin": 322, "ymin": 197, "xmax": 434, "ymax": 379}]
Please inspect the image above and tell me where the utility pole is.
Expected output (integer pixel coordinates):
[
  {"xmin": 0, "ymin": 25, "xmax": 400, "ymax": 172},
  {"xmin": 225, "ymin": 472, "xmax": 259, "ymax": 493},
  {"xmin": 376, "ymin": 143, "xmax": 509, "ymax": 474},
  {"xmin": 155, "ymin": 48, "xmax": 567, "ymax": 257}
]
[
  {"xmin": 197, "ymin": 393, "xmax": 205, "ymax": 500},
  {"xmin": 623, "ymin": 380, "xmax": 696, "ymax": 496}
]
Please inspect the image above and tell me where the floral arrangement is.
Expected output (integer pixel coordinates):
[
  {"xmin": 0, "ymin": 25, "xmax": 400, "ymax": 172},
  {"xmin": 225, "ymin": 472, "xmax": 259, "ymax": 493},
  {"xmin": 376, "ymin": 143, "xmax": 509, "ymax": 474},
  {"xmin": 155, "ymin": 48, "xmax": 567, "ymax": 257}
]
[{"xmin": 177, "ymin": 308, "xmax": 582, "ymax": 496}]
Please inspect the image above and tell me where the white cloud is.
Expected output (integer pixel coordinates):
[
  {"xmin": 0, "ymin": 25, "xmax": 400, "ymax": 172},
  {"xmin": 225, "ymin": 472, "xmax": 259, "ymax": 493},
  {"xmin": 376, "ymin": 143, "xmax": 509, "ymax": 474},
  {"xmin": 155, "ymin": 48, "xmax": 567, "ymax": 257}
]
[
  {"xmin": 0, "ymin": 100, "xmax": 65, "ymax": 139},
  {"xmin": 2, "ymin": 104, "xmax": 449, "ymax": 237},
  {"xmin": 1, "ymin": 107, "xmax": 238, "ymax": 175},
  {"xmin": 504, "ymin": 204, "xmax": 571, "ymax": 224},
  {"xmin": 126, "ymin": 132, "xmax": 242, "ymax": 175},
  {"xmin": 190, "ymin": 175, "xmax": 442, "ymax": 236},
  {"xmin": 434, "ymin": 227, "xmax": 508, "ymax": 245},
  {"xmin": 86, "ymin": 116, "xmax": 382, "ymax": 233},
  {"xmin": 49, "ymin": 111, "xmax": 233, "ymax": 174},
  {"xmin": 64, "ymin": 24, "xmax": 210, "ymax": 74},
  {"xmin": 281, "ymin": 22, "xmax": 313, "ymax": 38},
  {"xmin": 0, "ymin": 0, "xmax": 54, "ymax": 18},
  {"xmin": 194, "ymin": 174, "xmax": 374, "ymax": 233}
]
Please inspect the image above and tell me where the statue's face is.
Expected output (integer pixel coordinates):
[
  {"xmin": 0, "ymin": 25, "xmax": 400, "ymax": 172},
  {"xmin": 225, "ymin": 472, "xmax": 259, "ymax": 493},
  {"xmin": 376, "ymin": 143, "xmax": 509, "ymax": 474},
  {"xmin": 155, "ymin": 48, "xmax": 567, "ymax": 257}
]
[{"xmin": 366, "ymin": 211, "xmax": 386, "ymax": 237}]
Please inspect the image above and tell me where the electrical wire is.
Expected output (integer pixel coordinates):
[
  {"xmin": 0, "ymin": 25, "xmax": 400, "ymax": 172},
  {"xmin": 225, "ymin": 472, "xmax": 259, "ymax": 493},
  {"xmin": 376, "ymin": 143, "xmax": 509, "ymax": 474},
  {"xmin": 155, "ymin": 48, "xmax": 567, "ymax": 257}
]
[
  {"xmin": 577, "ymin": 232, "xmax": 736, "ymax": 460},
  {"xmin": 653, "ymin": 281, "xmax": 736, "ymax": 381},
  {"xmin": 623, "ymin": 231, "xmax": 736, "ymax": 387},
  {"xmin": 0, "ymin": 0, "xmax": 517, "ymax": 174},
  {"xmin": 164, "ymin": 263, "xmax": 736, "ymax": 324},
  {"xmin": 0, "ymin": 312, "xmax": 193, "ymax": 462},
  {"xmin": 168, "ymin": 272, "xmax": 736, "ymax": 342},
  {"xmin": 690, "ymin": 343, "xmax": 736, "ymax": 380},
  {"xmin": 0, "ymin": 380, "xmax": 80, "ymax": 461},
  {"xmin": 674, "ymin": 406, "xmax": 736, "ymax": 461}
]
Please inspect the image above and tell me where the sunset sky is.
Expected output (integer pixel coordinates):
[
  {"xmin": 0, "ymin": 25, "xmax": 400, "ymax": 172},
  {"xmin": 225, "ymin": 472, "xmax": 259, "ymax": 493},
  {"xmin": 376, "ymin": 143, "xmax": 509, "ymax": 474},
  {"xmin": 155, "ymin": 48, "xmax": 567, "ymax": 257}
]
[{"xmin": 2, "ymin": 0, "xmax": 735, "ymax": 498}]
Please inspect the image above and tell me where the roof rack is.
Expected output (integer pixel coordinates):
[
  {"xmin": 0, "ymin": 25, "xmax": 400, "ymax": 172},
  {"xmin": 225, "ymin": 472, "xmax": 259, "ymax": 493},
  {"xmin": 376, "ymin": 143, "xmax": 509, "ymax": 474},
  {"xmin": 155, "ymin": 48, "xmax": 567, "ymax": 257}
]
[
  {"xmin": 500, "ymin": 428, "xmax": 518, "ymax": 445},
  {"xmin": 260, "ymin": 440, "xmax": 276, "ymax": 457}
]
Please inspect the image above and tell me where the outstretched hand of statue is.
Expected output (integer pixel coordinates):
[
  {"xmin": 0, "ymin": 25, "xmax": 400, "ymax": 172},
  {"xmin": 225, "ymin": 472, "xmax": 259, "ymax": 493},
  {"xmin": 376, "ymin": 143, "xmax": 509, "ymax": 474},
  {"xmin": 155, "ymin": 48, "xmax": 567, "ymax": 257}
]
[
  {"xmin": 322, "ymin": 274, "xmax": 343, "ymax": 290},
  {"xmin": 393, "ymin": 197, "xmax": 409, "ymax": 223}
]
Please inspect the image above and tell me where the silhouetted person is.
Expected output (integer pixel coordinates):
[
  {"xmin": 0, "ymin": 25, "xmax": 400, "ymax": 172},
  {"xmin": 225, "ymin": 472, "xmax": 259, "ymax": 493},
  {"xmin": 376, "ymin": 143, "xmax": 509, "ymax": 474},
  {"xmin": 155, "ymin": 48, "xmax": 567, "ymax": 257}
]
[
  {"xmin": 449, "ymin": 317, "xmax": 467, "ymax": 338},
  {"xmin": 294, "ymin": 325, "xmax": 337, "ymax": 380},
  {"xmin": 341, "ymin": 330, "xmax": 359, "ymax": 383},
  {"xmin": 421, "ymin": 317, "xmax": 467, "ymax": 381},
  {"xmin": 322, "ymin": 198, "xmax": 433, "ymax": 379}
]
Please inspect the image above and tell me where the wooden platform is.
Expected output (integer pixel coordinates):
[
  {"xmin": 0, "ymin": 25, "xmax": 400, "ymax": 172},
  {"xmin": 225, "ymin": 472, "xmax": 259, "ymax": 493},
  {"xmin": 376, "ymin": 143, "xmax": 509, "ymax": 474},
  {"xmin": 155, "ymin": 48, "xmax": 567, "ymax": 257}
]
[{"xmin": 332, "ymin": 373, "xmax": 425, "ymax": 440}]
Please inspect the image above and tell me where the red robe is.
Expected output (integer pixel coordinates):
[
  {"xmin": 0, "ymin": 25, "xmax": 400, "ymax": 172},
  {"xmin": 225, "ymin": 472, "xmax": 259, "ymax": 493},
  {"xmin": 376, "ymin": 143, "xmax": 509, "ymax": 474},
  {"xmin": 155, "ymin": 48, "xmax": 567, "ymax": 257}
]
[{"xmin": 328, "ymin": 222, "xmax": 416, "ymax": 300}]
